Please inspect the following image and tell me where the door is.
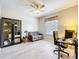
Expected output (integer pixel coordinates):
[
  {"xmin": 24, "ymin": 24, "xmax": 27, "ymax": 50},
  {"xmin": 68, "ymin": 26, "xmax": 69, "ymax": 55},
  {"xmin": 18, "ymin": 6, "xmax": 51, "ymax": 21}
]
[
  {"xmin": 2, "ymin": 19, "xmax": 13, "ymax": 46},
  {"xmin": 14, "ymin": 20, "xmax": 21, "ymax": 43}
]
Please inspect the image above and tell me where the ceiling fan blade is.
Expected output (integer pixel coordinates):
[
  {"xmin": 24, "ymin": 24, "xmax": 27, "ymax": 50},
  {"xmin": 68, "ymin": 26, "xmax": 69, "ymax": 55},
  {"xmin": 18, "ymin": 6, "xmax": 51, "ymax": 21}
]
[{"xmin": 41, "ymin": 5, "xmax": 45, "ymax": 8}]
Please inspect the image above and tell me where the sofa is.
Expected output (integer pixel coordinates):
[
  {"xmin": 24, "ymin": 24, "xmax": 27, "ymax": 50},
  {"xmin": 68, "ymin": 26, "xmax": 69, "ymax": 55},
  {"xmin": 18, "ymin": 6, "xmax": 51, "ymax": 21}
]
[{"xmin": 28, "ymin": 32, "xmax": 43, "ymax": 41}]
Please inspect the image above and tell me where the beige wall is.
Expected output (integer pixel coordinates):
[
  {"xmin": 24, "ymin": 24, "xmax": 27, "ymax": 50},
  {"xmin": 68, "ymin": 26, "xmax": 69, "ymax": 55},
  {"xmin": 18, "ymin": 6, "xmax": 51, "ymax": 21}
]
[
  {"xmin": 1, "ymin": 0, "xmax": 39, "ymax": 37},
  {"xmin": 38, "ymin": 6, "xmax": 78, "ymax": 40}
]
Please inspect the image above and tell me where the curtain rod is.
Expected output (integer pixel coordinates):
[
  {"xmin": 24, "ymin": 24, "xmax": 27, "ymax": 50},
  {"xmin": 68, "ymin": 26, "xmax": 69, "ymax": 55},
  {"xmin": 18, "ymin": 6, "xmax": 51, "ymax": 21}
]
[{"xmin": 45, "ymin": 15, "xmax": 58, "ymax": 19}]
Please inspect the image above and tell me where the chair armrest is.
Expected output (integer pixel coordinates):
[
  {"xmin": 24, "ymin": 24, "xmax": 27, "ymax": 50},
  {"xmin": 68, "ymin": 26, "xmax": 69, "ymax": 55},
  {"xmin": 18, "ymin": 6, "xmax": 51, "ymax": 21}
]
[
  {"xmin": 57, "ymin": 40, "xmax": 75, "ymax": 46},
  {"xmin": 56, "ymin": 40, "xmax": 66, "ymax": 44}
]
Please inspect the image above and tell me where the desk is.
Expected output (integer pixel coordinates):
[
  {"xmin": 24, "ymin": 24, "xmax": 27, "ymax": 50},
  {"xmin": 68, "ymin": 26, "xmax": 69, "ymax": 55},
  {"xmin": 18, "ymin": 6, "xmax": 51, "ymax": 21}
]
[
  {"xmin": 65, "ymin": 39, "xmax": 78, "ymax": 59},
  {"xmin": 58, "ymin": 38, "xmax": 78, "ymax": 59},
  {"xmin": 70, "ymin": 39, "xmax": 78, "ymax": 59}
]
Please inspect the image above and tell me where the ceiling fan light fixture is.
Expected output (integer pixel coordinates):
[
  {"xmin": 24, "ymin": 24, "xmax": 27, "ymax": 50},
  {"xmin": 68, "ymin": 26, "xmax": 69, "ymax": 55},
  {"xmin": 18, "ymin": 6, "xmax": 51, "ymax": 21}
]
[
  {"xmin": 35, "ymin": 9, "xmax": 41, "ymax": 13},
  {"xmin": 34, "ymin": 4, "xmax": 45, "ymax": 13},
  {"xmin": 26, "ymin": 0, "xmax": 45, "ymax": 13}
]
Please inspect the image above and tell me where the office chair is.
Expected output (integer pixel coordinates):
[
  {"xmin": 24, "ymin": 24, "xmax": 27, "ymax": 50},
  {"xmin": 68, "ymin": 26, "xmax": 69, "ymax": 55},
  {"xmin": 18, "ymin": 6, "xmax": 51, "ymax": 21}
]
[{"xmin": 53, "ymin": 31, "xmax": 69, "ymax": 56}]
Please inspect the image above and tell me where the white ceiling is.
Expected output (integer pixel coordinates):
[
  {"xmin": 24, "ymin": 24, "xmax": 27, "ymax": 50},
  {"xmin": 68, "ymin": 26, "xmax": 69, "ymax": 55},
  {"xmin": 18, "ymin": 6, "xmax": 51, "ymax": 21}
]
[{"xmin": 1, "ymin": 0, "xmax": 78, "ymax": 17}]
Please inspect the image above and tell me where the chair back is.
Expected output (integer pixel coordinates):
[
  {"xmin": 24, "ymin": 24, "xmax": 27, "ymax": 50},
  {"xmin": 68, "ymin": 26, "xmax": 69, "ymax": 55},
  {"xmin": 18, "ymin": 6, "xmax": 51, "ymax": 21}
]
[{"xmin": 53, "ymin": 31, "xmax": 59, "ymax": 45}]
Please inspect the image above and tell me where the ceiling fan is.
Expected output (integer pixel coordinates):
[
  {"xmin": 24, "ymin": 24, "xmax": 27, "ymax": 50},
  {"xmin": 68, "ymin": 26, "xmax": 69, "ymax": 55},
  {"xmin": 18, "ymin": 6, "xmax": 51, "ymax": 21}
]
[{"xmin": 26, "ymin": 0, "xmax": 45, "ymax": 13}]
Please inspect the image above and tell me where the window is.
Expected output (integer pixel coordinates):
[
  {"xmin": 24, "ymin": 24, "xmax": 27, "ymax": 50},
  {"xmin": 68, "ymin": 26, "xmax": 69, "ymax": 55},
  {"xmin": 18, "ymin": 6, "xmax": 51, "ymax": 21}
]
[{"xmin": 45, "ymin": 20, "xmax": 59, "ymax": 35}]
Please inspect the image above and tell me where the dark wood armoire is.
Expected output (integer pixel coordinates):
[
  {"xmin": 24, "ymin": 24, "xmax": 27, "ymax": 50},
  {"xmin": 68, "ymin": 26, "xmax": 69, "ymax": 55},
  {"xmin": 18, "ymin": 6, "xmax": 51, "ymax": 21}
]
[{"xmin": 0, "ymin": 17, "xmax": 22, "ymax": 48}]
